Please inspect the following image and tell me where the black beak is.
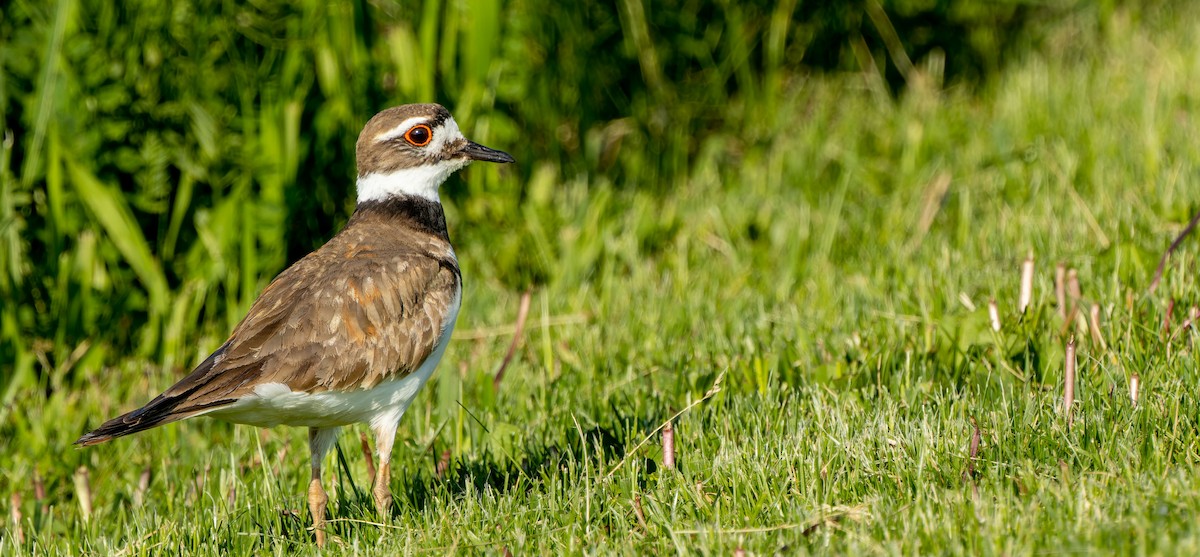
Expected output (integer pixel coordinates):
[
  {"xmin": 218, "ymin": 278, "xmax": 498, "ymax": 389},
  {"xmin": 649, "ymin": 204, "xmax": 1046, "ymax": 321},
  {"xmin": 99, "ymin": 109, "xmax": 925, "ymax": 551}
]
[{"xmin": 460, "ymin": 141, "xmax": 515, "ymax": 163}]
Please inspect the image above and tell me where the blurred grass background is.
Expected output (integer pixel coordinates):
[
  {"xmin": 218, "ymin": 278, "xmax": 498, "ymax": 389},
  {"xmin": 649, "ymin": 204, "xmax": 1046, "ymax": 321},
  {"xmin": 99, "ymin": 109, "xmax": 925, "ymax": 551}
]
[
  {"xmin": 0, "ymin": 0, "xmax": 1113, "ymax": 389},
  {"xmin": 5, "ymin": 0, "xmax": 1200, "ymax": 554}
]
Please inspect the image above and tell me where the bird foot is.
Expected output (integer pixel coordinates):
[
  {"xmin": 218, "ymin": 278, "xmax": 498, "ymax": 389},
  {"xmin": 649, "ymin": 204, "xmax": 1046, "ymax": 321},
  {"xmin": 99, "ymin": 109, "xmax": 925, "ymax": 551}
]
[
  {"xmin": 372, "ymin": 465, "xmax": 392, "ymax": 518},
  {"xmin": 308, "ymin": 478, "xmax": 328, "ymax": 547}
]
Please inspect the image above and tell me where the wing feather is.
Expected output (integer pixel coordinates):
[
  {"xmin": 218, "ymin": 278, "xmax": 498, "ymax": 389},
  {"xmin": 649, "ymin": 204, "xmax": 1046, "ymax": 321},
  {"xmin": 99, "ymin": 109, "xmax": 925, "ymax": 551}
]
[{"xmin": 75, "ymin": 230, "xmax": 460, "ymax": 445}]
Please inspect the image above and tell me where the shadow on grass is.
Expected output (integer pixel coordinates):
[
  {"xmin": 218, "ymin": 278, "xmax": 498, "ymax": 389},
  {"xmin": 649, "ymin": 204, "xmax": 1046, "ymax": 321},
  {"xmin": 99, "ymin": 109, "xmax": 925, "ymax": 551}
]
[
  {"xmin": 273, "ymin": 412, "xmax": 672, "ymax": 545},
  {"xmin": 211, "ymin": 392, "xmax": 683, "ymax": 548}
]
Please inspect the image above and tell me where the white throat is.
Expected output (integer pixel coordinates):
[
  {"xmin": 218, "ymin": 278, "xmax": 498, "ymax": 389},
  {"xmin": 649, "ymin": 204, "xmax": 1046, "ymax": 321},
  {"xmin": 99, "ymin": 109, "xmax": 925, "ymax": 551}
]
[{"xmin": 357, "ymin": 160, "xmax": 468, "ymax": 204}]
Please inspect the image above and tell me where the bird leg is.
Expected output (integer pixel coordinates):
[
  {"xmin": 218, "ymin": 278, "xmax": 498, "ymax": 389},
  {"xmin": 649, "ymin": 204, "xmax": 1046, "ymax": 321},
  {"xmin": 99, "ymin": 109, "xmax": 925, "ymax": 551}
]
[
  {"xmin": 307, "ymin": 427, "xmax": 340, "ymax": 547},
  {"xmin": 371, "ymin": 421, "xmax": 399, "ymax": 517}
]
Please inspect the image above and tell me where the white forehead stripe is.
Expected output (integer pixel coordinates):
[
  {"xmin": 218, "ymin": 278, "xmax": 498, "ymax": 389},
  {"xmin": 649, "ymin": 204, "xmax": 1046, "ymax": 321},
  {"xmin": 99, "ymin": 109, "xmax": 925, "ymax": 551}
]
[{"xmin": 376, "ymin": 116, "xmax": 431, "ymax": 143}]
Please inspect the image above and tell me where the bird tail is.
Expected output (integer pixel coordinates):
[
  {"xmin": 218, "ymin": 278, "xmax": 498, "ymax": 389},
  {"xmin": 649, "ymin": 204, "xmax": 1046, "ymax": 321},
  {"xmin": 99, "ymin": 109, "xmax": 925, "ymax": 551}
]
[
  {"xmin": 75, "ymin": 343, "xmax": 234, "ymax": 446},
  {"xmin": 74, "ymin": 393, "xmax": 237, "ymax": 446},
  {"xmin": 74, "ymin": 402, "xmax": 194, "ymax": 446}
]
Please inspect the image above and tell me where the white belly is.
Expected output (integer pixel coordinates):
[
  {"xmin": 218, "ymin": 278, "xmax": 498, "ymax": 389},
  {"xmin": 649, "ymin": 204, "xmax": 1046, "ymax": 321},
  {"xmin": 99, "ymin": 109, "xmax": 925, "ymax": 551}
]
[{"xmin": 208, "ymin": 290, "xmax": 460, "ymax": 430}]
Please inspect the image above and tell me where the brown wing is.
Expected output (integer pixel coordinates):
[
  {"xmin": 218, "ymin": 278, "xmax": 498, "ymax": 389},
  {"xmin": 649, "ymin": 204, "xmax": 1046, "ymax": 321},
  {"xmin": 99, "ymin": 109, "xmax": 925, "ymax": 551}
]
[
  {"xmin": 75, "ymin": 231, "xmax": 459, "ymax": 445},
  {"xmin": 182, "ymin": 246, "xmax": 456, "ymax": 396}
]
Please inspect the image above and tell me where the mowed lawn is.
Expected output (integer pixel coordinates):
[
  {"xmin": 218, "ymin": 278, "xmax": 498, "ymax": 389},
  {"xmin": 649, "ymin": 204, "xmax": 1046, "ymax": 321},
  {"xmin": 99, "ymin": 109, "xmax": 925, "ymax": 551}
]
[{"xmin": 6, "ymin": 8, "xmax": 1200, "ymax": 557}]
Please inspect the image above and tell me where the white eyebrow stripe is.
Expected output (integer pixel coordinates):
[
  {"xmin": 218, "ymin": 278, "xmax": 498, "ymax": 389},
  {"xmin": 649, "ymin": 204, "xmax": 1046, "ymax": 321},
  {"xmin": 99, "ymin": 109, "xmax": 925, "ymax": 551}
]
[{"xmin": 375, "ymin": 116, "xmax": 430, "ymax": 143}]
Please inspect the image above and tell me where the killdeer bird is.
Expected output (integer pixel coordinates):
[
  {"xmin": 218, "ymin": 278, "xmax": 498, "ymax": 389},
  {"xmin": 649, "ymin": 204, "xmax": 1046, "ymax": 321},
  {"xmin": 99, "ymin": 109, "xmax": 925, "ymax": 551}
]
[{"xmin": 75, "ymin": 103, "xmax": 514, "ymax": 546}]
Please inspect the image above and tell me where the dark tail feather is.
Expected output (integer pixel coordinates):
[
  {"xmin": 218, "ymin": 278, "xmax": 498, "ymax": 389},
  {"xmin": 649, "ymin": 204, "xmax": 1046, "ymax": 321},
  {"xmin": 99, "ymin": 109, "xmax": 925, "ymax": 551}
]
[
  {"xmin": 75, "ymin": 344, "xmax": 234, "ymax": 446},
  {"xmin": 74, "ymin": 391, "xmax": 238, "ymax": 446},
  {"xmin": 74, "ymin": 399, "xmax": 193, "ymax": 446}
]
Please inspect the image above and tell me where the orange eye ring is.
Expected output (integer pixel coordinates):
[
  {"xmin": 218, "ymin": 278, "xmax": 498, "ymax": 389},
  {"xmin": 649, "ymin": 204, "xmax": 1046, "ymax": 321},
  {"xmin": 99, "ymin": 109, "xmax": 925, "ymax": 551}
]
[{"xmin": 404, "ymin": 124, "xmax": 433, "ymax": 147}]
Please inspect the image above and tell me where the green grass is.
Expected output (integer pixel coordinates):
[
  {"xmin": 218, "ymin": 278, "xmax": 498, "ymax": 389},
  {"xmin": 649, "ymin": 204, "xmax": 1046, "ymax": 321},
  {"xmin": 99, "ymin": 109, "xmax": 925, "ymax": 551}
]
[{"xmin": 6, "ymin": 3, "xmax": 1200, "ymax": 556}]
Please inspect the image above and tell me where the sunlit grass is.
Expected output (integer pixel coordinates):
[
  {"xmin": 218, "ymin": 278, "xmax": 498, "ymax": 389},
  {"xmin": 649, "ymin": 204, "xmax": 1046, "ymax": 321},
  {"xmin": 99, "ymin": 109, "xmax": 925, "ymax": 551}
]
[{"xmin": 5, "ymin": 2, "xmax": 1200, "ymax": 556}]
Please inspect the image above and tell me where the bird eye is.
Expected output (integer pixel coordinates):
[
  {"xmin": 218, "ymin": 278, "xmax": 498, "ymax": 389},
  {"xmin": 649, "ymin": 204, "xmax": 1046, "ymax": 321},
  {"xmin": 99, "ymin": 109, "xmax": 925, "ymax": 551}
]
[{"xmin": 404, "ymin": 124, "xmax": 433, "ymax": 147}]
